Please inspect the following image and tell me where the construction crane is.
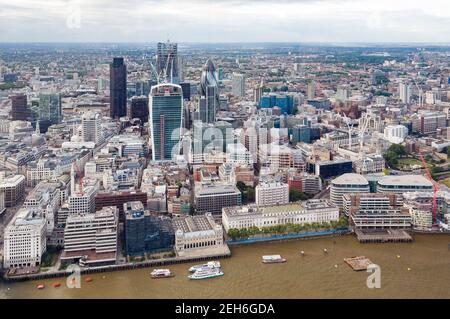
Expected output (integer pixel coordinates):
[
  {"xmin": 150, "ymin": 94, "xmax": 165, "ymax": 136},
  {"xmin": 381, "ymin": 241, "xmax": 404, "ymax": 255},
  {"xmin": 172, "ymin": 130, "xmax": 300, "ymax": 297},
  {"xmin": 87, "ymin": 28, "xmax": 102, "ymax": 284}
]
[{"xmin": 419, "ymin": 154, "xmax": 439, "ymax": 227}]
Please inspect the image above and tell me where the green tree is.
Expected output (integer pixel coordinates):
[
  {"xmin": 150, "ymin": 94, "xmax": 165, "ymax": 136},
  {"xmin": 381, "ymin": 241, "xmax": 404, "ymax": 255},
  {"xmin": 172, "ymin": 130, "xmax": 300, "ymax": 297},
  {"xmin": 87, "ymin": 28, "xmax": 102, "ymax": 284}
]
[
  {"xmin": 246, "ymin": 187, "xmax": 255, "ymax": 203},
  {"xmin": 289, "ymin": 189, "xmax": 308, "ymax": 202}
]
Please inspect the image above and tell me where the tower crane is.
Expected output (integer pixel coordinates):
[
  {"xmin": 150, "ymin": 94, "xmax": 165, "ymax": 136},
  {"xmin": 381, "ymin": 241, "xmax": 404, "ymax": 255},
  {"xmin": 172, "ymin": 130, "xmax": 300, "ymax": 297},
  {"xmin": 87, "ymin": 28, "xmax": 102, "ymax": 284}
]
[{"xmin": 419, "ymin": 154, "xmax": 439, "ymax": 227}]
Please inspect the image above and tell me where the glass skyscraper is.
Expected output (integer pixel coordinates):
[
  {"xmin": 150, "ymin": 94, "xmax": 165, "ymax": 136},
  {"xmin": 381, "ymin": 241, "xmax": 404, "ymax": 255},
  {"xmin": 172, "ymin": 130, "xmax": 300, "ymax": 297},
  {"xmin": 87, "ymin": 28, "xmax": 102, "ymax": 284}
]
[
  {"xmin": 33, "ymin": 93, "xmax": 61, "ymax": 132},
  {"xmin": 149, "ymin": 84, "xmax": 183, "ymax": 161},
  {"xmin": 110, "ymin": 57, "xmax": 127, "ymax": 119},
  {"xmin": 157, "ymin": 41, "xmax": 179, "ymax": 84}
]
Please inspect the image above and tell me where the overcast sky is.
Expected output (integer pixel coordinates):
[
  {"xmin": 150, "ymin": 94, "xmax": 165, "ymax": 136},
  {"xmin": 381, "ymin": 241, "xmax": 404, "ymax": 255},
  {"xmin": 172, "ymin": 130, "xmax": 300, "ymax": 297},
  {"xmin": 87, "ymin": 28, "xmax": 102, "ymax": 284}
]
[{"xmin": 1, "ymin": 0, "xmax": 450, "ymax": 43}]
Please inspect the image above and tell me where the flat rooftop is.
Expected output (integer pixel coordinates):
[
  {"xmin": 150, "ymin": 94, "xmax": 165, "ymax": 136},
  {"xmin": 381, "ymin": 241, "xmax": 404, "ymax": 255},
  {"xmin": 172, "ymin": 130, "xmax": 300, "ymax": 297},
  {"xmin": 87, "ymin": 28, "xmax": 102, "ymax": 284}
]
[
  {"xmin": 378, "ymin": 175, "xmax": 433, "ymax": 187},
  {"xmin": 332, "ymin": 173, "xmax": 369, "ymax": 185}
]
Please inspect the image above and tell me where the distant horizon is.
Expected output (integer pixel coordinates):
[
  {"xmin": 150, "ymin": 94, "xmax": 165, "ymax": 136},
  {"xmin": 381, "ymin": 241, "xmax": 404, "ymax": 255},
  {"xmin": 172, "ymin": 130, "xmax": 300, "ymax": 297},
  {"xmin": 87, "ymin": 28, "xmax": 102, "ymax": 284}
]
[
  {"xmin": 1, "ymin": 0, "xmax": 450, "ymax": 43},
  {"xmin": 1, "ymin": 41, "xmax": 450, "ymax": 46}
]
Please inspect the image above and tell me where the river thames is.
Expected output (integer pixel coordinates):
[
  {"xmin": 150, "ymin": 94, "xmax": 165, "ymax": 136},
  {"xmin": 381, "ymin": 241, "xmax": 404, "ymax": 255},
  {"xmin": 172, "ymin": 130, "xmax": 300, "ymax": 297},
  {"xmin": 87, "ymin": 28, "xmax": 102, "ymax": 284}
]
[{"xmin": 1, "ymin": 234, "xmax": 449, "ymax": 299}]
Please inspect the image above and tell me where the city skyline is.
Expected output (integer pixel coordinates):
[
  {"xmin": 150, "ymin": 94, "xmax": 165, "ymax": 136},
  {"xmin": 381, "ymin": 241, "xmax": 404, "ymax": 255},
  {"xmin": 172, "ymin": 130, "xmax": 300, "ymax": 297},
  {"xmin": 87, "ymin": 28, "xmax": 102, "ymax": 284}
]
[{"xmin": 1, "ymin": 0, "xmax": 450, "ymax": 43}]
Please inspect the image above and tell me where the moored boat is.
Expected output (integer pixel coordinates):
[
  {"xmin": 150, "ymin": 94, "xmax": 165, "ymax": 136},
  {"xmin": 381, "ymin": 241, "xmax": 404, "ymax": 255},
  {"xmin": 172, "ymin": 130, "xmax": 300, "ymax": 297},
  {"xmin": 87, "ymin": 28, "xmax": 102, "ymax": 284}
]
[
  {"xmin": 151, "ymin": 269, "xmax": 175, "ymax": 278},
  {"xmin": 262, "ymin": 255, "xmax": 287, "ymax": 264},
  {"xmin": 36, "ymin": 284, "xmax": 45, "ymax": 290},
  {"xmin": 188, "ymin": 261, "xmax": 221, "ymax": 273},
  {"xmin": 52, "ymin": 282, "xmax": 61, "ymax": 288},
  {"xmin": 188, "ymin": 268, "xmax": 224, "ymax": 280}
]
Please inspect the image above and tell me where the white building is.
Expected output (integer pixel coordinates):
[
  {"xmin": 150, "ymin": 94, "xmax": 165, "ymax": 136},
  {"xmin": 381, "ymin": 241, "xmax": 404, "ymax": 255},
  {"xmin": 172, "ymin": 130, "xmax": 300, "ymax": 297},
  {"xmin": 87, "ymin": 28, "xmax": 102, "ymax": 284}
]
[
  {"xmin": 3, "ymin": 208, "xmax": 46, "ymax": 268},
  {"xmin": 384, "ymin": 125, "xmax": 408, "ymax": 144},
  {"xmin": 226, "ymin": 143, "xmax": 254, "ymax": 165},
  {"xmin": 68, "ymin": 185, "xmax": 96, "ymax": 215},
  {"xmin": 222, "ymin": 199, "xmax": 339, "ymax": 232},
  {"xmin": 81, "ymin": 111, "xmax": 104, "ymax": 144},
  {"xmin": 377, "ymin": 175, "xmax": 433, "ymax": 194},
  {"xmin": 62, "ymin": 206, "xmax": 118, "ymax": 264},
  {"xmin": 232, "ymin": 73, "xmax": 246, "ymax": 97},
  {"xmin": 399, "ymin": 82, "xmax": 412, "ymax": 104},
  {"xmin": 255, "ymin": 181, "xmax": 289, "ymax": 207},
  {"xmin": 172, "ymin": 213, "xmax": 224, "ymax": 255},
  {"xmin": 330, "ymin": 174, "xmax": 370, "ymax": 209}
]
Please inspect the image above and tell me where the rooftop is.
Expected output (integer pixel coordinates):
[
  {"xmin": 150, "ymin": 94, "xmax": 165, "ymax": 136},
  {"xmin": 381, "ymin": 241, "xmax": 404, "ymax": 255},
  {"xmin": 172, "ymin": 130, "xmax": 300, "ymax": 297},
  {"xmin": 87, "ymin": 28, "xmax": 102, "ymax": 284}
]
[
  {"xmin": 378, "ymin": 175, "xmax": 433, "ymax": 187},
  {"xmin": 332, "ymin": 173, "xmax": 369, "ymax": 185}
]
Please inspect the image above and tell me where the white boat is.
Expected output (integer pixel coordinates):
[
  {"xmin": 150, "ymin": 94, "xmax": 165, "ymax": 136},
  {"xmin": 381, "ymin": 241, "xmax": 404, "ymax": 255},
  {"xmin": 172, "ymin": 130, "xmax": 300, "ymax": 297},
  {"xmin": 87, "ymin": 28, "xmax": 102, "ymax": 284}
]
[
  {"xmin": 188, "ymin": 268, "xmax": 224, "ymax": 280},
  {"xmin": 188, "ymin": 261, "xmax": 221, "ymax": 273},
  {"xmin": 151, "ymin": 269, "xmax": 174, "ymax": 278},
  {"xmin": 262, "ymin": 255, "xmax": 287, "ymax": 264}
]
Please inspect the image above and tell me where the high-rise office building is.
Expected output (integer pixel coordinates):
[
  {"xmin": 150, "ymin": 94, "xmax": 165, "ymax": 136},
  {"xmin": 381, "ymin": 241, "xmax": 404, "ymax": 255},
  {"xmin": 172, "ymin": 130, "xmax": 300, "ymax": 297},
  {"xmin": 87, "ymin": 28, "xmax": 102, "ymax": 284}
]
[
  {"xmin": 232, "ymin": 73, "xmax": 245, "ymax": 97},
  {"xmin": 130, "ymin": 96, "xmax": 149, "ymax": 123},
  {"xmin": 198, "ymin": 59, "xmax": 220, "ymax": 123},
  {"xmin": 180, "ymin": 82, "xmax": 191, "ymax": 101},
  {"xmin": 82, "ymin": 112, "xmax": 103, "ymax": 144},
  {"xmin": 110, "ymin": 57, "xmax": 127, "ymax": 119},
  {"xmin": 399, "ymin": 82, "xmax": 412, "ymax": 104},
  {"xmin": 157, "ymin": 41, "xmax": 179, "ymax": 83},
  {"xmin": 307, "ymin": 81, "xmax": 316, "ymax": 99},
  {"xmin": 198, "ymin": 86, "xmax": 217, "ymax": 124},
  {"xmin": 36, "ymin": 93, "xmax": 61, "ymax": 132},
  {"xmin": 149, "ymin": 84, "xmax": 183, "ymax": 161},
  {"xmin": 11, "ymin": 94, "xmax": 28, "ymax": 121}
]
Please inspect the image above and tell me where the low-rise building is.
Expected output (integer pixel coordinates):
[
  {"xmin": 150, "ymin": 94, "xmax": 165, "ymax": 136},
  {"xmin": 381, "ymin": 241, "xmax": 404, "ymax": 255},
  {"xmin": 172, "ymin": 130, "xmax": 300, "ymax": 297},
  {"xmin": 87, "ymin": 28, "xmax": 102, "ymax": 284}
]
[
  {"xmin": 124, "ymin": 201, "xmax": 174, "ymax": 257},
  {"xmin": 194, "ymin": 182, "xmax": 242, "ymax": 215},
  {"xmin": 3, "ymin": 208, "xmax": 46, "ymax": 268},
  {"xmin": 222, "ymin": 199, "xmax": 339, "ymax": 232},
  {"xmin": 330, "ymin": 174, "xmax": 370, "ymax": 209},
  {"xmin": 343, "ymin": 193, "xmax": 411, "ymax": 229},
  {"xmin": 0, "ymin": 174, "xmax": 26, "ymax": 207},
  {"xmin": 173, "ymin": 213, "xmax": 224, "ymax": 254},
  {"xmin": 61, "ymin": 206, "xmax": 119, "ymax": 265},
  {"xmin": 377, "ymin": 175, "xmax": 433, "ymax": 194},
  {"xmin": 255, "ymin": 181, "xmax": 289, "ymax": 207}
]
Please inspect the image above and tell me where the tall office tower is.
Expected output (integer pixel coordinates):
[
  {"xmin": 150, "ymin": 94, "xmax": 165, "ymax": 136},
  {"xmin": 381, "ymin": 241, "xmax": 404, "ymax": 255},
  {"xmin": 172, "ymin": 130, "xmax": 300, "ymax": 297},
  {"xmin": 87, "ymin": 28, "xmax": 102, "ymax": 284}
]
[
  {"xmin": 198, "ymin": 86, "xmax": 217, "ymax": 124},
  {"xmin": 180, "ymin": 82, "xmax": 191, "ymax": 101},
  {"xmin": 82, "ymin": 112, "xmax": 103, "ymax": 144},
  {"xmin": 110, "ymin": 57, "xmax": 127, "ymax": 119},
  {"xmin": 157, "ymin": 41, "xmax": 179, "ymax": 83},
  {"xmin": 36, "ymin": 93, "xmax": 61, "ymax": 133},
  {"xmin": 399, "ymin": 82, "xmax": 412, "ymax": 104},
  {"xmin": 130, "ymin": 96, "xmax": 149, "ymax": 123},
  {"xmin": 149, "ymin": 84, "xmax": 183, "ymax": 161},
  {"xmin": 253, "ymin": 78, "xmax": 264, "ymax": 105},
  {"xmin": 198, "ymin": 59, "xmax": 220, "ymax": 123},
  {"xmin": 232, "ymin": 73, "xmax": 246, "ymax": 97},
  {"xmin": 307, "ymin": 81, "xmax": 316, "ymax": 99},
  {"xmin": 10, "ymin": 94, "xmax": 28, "ymax": 121},
  {"xmin": 200, "ymin": 60, "xmax": 219, "ymax": 101}
]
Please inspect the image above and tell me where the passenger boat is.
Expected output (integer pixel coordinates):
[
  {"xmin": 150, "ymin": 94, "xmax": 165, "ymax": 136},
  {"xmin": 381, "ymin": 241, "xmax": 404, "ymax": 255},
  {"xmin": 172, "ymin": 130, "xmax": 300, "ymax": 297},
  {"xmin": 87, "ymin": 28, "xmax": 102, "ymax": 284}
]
[
  {"xmin": 262, "ymin": 255, "xmax": 287, "ymax": 264},
  {"xmin": 188, "ymin": 261, "xmax": 221, "ymax": 273},
  {"xmin": 188, "ymin": 268, "xmax": 224, "ymax": 280},
  {"xmin": 151, "ymin": 269, "xmax": 174, "ymax": 278}
]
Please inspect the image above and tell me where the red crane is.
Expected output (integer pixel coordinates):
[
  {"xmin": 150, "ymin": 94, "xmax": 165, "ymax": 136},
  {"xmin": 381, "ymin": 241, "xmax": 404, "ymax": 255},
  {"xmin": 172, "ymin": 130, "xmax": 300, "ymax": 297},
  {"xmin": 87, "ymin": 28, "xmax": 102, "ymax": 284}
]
[{"xmin": 419, "ymin": 154, "xmax": 439, "ymax": 226}]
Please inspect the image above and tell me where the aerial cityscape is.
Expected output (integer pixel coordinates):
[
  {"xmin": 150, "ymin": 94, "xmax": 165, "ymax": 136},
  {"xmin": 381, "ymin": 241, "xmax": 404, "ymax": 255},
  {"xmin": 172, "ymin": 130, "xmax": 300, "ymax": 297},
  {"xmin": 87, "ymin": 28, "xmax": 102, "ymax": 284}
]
[{"xmin": 0, "ymin": 0, "xmax": 449, "ymax": 302}]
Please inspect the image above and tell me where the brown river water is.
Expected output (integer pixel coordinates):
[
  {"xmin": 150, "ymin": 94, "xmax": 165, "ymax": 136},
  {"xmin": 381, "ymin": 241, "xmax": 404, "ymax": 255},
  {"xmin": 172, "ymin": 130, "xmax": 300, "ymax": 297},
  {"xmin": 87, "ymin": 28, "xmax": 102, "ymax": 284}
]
[{"xmin": 1, "ymin": 234, "xmax": 449, "ymax": 299}]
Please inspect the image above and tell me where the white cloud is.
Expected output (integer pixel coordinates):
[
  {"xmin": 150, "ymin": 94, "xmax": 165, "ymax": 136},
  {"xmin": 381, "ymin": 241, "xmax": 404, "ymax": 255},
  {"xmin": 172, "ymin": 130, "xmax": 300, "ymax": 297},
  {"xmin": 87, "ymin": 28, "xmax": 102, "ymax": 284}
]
[{"xmin": 0, "ymin": 0, "xmax": 449, "ymax": 42}]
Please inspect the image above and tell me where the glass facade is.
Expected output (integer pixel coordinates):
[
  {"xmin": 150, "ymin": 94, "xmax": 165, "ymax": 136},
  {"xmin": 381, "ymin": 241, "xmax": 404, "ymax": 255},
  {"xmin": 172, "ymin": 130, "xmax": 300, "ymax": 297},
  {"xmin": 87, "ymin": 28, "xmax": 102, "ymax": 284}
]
[{"xmin": 149, "ymin": 84, "xmax": 183, "ymax": 161}]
